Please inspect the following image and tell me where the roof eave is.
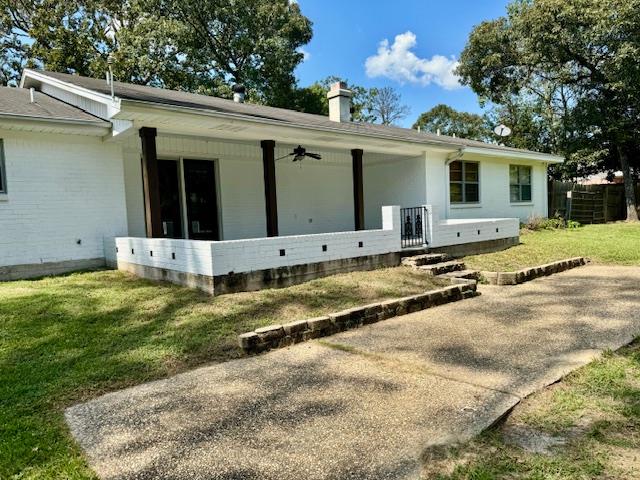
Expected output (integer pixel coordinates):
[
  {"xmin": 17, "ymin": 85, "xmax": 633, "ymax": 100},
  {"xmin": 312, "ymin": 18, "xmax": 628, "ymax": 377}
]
[
  {"xmin": 460, "ymin": 146, "xmax": 564, "ymax": 163},
  {"xmin": 0, "ymin": 113, "xmax": 111, "ymax": 135},
  {"xmin": 117, "ymin": 98, "xmax": 472, "ymax": 151}
]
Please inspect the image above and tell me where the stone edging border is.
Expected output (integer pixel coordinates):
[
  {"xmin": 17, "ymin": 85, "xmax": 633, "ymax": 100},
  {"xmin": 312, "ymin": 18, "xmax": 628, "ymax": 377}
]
[
  {"xmin": 238, "ymin": 281, "xmax": 478, "ymax": 355},
  {"xmin": 480, "ymin": 257, "xmax": 587, "ymax": 286}
]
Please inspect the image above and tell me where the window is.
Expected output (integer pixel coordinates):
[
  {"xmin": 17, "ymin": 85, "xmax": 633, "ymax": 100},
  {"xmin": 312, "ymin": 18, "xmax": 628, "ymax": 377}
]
[
  {"xmin": 449, "ymin": 160, "xmax": 479, "ymax": 203},
  {"xmin": 0, "ymin": 139, "xmax": 6, "ymax": 194},
  {"xmin": 510, "ymin": 165, "xmax": 532, "ymax": 202}
]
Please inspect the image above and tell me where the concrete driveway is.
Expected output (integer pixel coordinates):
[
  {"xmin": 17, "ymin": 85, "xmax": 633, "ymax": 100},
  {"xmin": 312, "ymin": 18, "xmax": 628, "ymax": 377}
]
[{"xmin": 66, "ymin": 265, "xmax": 640, "ymax": 480}]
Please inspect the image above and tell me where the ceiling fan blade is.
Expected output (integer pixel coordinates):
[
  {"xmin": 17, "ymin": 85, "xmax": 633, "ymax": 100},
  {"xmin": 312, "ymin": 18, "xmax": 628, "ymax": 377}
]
[
  {"xmin": 275, "ymin": 152, "xmax": 295, "ymax": 161},
  {"xmin": 307, "ymin": 153, "xmax": 322, "ymax": 159}
]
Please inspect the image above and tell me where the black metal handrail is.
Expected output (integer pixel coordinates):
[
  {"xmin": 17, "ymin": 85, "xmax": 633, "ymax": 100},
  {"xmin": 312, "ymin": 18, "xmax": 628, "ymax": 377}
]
[{"xmin": 401, "ymin": 206, "xmax": 429, "ymax": 248}]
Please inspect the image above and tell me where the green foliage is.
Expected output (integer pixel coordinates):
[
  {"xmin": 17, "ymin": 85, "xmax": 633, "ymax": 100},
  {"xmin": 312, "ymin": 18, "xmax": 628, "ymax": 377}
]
[
  {"xmin": 0, "ymin": 0, "xmax": 313, "ymax": 105},
  {"xmin": 457, "ymin": 0, "xmax": 640, "ymax": 218},
  {"xmin": 292, "ymin": 75, "xmax": 375, "ymax": 122},
  {"xmin": 412, "ymin": 104, "xmax": 492, "ymax": 141},
  {"xmin": 522, "ymin": 214, "xmax": 581, "ymax": 231},
  {"xmin": 159, "ymin": 0, "xmax": 312, "ymax": 106}
]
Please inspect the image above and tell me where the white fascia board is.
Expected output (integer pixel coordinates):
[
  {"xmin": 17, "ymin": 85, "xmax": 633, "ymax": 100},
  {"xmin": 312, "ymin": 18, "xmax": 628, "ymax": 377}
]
[
  {"xmin": 117, "ymin": 99, "xmax": 462, "ymax": 150},
  {"xmin": 119, "ymin": 100, "xmax": 563, "ymax": 162},
  {"xmin": 458, "ymin": 146, "xmax": 564, "ymax": 164},
  {"xmin": 20, "ymin": 69, "xmax": 121, "ymax": 118},
  {"xmin": 0, "ymin": 115, "xmax": 111, "ymax": 136}
]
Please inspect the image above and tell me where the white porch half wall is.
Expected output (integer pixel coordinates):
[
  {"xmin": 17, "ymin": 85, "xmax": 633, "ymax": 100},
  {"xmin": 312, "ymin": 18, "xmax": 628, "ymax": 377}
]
[
  {"xmin": 425, "ymin": 206, "xmax": 519, "ymax": 248},
  {"xmin": 110, "ymin": 206, "xmax": 401, "ymax": 277}
]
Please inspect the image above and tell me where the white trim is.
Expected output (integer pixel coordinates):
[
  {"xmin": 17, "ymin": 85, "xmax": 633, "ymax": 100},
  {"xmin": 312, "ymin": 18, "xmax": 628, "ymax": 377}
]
[
  {"xmin": 19, "ymin": 69, "xmax": 564, "ymax": 164},
  {"xmin": 21, "ymin": 69, "xmax": 119, "ymax": 113},
  {"xmin": 447, "ymin": 159, "xmax": 481, "ymax": 214},
  {"xmin": 0, "ymin": 138, "xmax": 6, "ymax": 195},
  {"xmin": 0, "ymin": 116, "xmax": 110, "ymax": 136},
  {"xmin": 178, "ymin": 158, "xmax": 189, "ymax": 239},
  {"xmin": 450, "ymin": 203, "xmax": 483, "ymax": 209},
  {"xmin": 509, "ymin": 164, "xmax": 533, "ymax": 204},
  {"xmin": 119, "ymin": 100, "xmax": 560, "ymax": 164},
  {"xmin": 461, "ymin": 146, "xmax": 563, "ymax": 164}
]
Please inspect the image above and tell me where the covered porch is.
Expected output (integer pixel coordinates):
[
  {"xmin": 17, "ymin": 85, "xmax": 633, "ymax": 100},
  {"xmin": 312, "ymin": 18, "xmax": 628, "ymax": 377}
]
[
  {"xmin": 122, "ymin": 123, "xmax": 431, "ymax": 242},
  {"xmin": 109, "ymin": 120, "xmax": 519, "ymax": 294}
]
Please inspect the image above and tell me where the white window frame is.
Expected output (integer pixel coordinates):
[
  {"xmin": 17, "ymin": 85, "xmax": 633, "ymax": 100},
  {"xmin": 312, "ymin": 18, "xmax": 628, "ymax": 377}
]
[
  {"xmin": 0, "ymin": 139, "xmax": 6, "ymax": 195},
  {"xmin": 509, "ymin": 164, "xmax": 533, "ymax": 203},
  {"xmin": 449, "ymin": 160, "xmax": 480, "ymax": 205}
]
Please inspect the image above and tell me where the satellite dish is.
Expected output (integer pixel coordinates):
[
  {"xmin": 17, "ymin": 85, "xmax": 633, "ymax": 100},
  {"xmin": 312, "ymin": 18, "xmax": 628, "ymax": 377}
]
[{"xmin": 494, "ymin": 124, "xmax": 512, "ymax": 137}]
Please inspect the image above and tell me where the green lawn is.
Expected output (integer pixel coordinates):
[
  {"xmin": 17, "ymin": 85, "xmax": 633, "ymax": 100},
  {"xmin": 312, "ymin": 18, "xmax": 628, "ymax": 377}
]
[
  {"xmin": 464, "ymin": 222, "xmax": 640, "ymax": 272},
  {"xmin": 424, "ymin": 339, "xmax": 640, "ymax": 479},
  {"xmin": 0, "ymin": 267, "xmax": 443, "ymax": 479}
]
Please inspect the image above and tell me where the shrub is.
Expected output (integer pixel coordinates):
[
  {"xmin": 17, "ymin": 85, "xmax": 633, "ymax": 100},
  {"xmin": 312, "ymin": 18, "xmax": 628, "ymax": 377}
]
[{"xmin": 521, "ymin": 214, "xmax": 581, "ymax": 231}]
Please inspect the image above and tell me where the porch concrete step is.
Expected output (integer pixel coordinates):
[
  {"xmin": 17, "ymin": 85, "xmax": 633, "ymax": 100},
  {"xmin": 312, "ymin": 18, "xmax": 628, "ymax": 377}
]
[
  {"xmin": 438, "ymin": 269, "xmax": 481, "ymax": 281},
  {"xmin": 417, "ymin": 260, "xmax": 466, "ymax": 276},
  {"xmin": 401, "ymin": 253, "xmax": 450, "ymax": 268}
]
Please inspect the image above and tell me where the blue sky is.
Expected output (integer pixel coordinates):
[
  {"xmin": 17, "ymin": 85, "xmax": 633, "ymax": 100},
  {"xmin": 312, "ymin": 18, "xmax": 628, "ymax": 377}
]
[{"xmin": 294, "ymin": 0, "xmax": 510, "ymax": 127}]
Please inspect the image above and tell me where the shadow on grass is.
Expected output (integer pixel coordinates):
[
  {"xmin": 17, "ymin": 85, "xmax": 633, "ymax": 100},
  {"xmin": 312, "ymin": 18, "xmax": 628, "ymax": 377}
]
[{"xmin": 0, "ymin": 267, "xmax": 441, "ymax": 478}]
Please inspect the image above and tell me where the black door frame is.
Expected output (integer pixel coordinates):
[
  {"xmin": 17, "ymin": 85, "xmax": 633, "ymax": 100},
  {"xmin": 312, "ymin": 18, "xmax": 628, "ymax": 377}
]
[{"xmin": 182, "ymin": 158, "xmax": 221, "ymax": 241}]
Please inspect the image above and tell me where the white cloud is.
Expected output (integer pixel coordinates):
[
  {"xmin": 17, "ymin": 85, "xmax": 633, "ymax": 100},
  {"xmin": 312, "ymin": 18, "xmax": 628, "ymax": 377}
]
[
  {"xmin": 297, "ymin": 47, "xmax": 311, "ymax": 62},
  {"xmin": 365, "ymin": 31, "xmax": 462, "ymax": 90}
]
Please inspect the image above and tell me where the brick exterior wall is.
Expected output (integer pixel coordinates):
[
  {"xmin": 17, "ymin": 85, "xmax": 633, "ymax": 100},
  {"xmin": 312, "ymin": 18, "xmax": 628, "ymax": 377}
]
[{"xmin": 0, "ymin": 130, "xmax": 127, "ymax": 269}]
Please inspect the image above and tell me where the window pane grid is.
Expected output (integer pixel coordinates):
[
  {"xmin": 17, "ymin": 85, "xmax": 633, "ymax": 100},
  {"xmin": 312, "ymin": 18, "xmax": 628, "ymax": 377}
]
[
  {"xmin": 510, "ymin": 165, "xmax": 531, "ymax": 202},
  {"xmin": 450, "ymin": 161, "xmax": 479, "ymax": 204}
]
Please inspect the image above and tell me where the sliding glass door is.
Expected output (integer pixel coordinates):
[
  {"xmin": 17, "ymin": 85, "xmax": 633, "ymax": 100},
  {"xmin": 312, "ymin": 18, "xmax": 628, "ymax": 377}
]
[
  {"xmin": 183, "ymin": 159, "xmax": 220, "ymax": 241},
  {"xmin": 158, "ymin": 160, "xmax": 183, "ymax": 238},
  {"xmin": 155, "ymin": 159, "xmax": 220, "ymax": 241}
]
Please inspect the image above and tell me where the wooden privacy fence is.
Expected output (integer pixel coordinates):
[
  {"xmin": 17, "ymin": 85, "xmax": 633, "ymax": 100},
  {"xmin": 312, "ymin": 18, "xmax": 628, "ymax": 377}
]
[{"xmin": 548, "ymin": 181, "xmax": 636, "ymax": 223}]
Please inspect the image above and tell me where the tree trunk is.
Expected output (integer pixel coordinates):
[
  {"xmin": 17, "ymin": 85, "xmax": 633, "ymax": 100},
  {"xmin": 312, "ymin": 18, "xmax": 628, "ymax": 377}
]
[{"xmin": 618, "ymin": 146, "xmax": 639, "ymax": 222}]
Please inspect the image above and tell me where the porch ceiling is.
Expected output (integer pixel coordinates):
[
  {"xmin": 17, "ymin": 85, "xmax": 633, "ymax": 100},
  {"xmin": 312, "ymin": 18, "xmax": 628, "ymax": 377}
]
[{"xmin": 113, "ymin": 104, "xmax": 443, "ymax": 157}]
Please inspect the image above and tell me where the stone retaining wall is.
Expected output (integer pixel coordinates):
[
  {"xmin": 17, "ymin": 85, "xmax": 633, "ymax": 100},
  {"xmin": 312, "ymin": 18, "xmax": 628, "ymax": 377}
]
[
  {"xmin": 238, "ymin": 282, "xmax": 478, "ymax": 354},
  {"xmin": 481, "ymin": 257, "xmax": 587, "ymax": 286}
]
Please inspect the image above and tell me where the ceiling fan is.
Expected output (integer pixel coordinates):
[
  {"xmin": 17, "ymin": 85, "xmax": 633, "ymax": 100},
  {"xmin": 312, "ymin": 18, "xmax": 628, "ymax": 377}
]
[{"xmin": 276, "ymin": 145, "xmax": 322, "ymax": 162}]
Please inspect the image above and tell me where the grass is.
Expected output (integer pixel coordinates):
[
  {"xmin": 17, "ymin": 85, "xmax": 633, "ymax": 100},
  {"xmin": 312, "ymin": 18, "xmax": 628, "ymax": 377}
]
[
  {"xmin": 464, "ymin": 222, "xmax": 640, "ymax": 272},
  {"xmin": 0, "ymin": 266, "xmax": 444, "ymax": 479},
  {"xmin": 423, "ymin": 339, "xmax": 640, "ymax": 479}
]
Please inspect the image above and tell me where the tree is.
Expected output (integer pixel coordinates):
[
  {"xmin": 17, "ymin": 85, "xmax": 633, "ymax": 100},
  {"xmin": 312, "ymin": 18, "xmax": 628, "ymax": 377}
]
[
  {"xmin": 457, "ymin": 0, "xmax": 640, "ymax": 221},
  {"xmin": 0, "ymin": 0, "xmax": 313, "ymax": 105},
  {"xmin": 413, "ymin": 104, "xmax": 492, "ymax": 141},
  {"xmin": 293, "ymin": 79, "xmax": 409, "ymax": 125},
  {"xmin": 0, "ymin": 0, "xmax": 198, "ymax": 89},
  {"xmin": 367, "ymin": 87, "xmax": 410, "ymax": 125},
  {"xmin": 159, "ymin": 0, "xmax": 312, "ymax": 106},
  {"xmin": 292, "ymin": 76, "xmax": 375, "ymax": 122}
]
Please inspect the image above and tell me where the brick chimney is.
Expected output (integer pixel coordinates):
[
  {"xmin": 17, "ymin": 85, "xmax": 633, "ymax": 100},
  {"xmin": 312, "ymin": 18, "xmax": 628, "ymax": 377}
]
[{"xmin": 327, "ymin": 81, "xmax": 352, "ymax": 122}]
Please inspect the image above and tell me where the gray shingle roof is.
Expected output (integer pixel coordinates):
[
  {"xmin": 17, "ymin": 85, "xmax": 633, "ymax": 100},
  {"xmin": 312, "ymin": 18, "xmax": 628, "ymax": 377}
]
[
  {"xmin": 23, "ymin": 70, "xmax": 559, "ymax": 159},
  {"xmin": 0, "ymin": 86, "xmax": 106, "ymax": 124}
]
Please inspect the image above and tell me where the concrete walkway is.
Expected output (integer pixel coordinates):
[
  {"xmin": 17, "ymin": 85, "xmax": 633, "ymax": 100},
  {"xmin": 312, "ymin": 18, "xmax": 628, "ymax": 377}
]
[{"xmin": 66, "ymin": 265, "xmax": 640, "ymax": 480}]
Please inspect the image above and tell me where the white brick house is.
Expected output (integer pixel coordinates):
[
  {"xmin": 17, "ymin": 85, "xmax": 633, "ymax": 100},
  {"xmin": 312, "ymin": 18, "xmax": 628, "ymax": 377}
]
[{"xmin": 0, "ymin": 70, "xmax": 562, "ymax": 293}]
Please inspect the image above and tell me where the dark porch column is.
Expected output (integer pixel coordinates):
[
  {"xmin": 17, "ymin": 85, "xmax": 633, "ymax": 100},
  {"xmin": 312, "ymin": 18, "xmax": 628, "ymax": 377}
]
[
  {"xmin": 261, "ymin": 140, "xmax": 279, "ymax": 237},
  {"xmin": 352, "ymin": 148, "xmax": 365, "ymax": 230},
  {"xmin": 139, "ymin": 127, "xmax": 163, "ymax": 238}
]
